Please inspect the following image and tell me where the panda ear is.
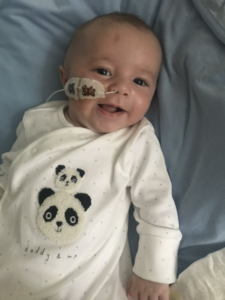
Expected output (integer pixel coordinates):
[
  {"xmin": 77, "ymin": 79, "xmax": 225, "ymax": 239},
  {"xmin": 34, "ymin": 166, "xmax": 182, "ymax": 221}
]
[
  {"xmin": 38, "ymin": 188, "xmax": 55, "ymax": 206},
  {"xmin": 74, "ymin": 193, "xmax": 91, "ymax": 211},
  {"xmin": 77, "ymin": 168, "xmax": 85, "ymax": 178},
  {"xmin": 56, "ymin": 165, "xmax": 65, "ymax": 175}
]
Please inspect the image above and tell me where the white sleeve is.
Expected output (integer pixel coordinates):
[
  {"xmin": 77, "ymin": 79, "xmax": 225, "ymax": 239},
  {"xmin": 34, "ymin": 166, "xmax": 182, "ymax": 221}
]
[
  {"xmin": 0, "ymin": 121, "xmax": 28, "ymax": 199},
  {"xmin": 130, "ymin": 125, "xmax": 182, "ymax": 284}
]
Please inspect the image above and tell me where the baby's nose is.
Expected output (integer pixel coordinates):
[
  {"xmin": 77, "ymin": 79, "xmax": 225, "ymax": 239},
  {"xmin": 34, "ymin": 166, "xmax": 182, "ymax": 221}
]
[{"xmin": 108, "ymin": 78, "xmax": 130, "ymax": 96}]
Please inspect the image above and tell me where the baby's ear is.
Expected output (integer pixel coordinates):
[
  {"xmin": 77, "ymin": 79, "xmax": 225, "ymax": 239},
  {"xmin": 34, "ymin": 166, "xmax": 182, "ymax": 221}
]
[
  {"xmin": 56, "ymin": 165, "xmax": 65, "ymax": 175},
  {"xmin": 59, "ymin": 65, "xmax": 68, "ymax": 87},
  {"xmin": 38, "ymin": 188, "xmax": 55, "ymax": 206},
  {"xmin": 77, "ymin": 168, "xmax": 85, "ymax": 178},
  {"xmin": 74, "ymin": 193, "xmax": 91, "ymax": 211}
]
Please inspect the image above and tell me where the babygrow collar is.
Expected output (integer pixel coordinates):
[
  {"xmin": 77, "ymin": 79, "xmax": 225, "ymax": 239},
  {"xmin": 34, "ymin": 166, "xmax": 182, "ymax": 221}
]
[{"xmin": 46, "ymin": 77, "xmax": 116, "ymax": 102}]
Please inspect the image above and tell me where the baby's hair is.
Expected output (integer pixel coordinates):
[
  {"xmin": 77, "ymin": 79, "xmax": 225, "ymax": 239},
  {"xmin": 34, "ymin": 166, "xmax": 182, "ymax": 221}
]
[{"xmin": 63, "ymin": 12, "xmax": 160, "ymax": 71}]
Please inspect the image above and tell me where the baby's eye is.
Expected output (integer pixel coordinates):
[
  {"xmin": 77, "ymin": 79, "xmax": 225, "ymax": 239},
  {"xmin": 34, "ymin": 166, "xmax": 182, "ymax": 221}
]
[
  {"xmin": 133, "ymin": 78, "xmax": 147, "ymax": 86},
  {"xmin": 96, "ymin": 68, "xmax": 111, "ymax": 76}
]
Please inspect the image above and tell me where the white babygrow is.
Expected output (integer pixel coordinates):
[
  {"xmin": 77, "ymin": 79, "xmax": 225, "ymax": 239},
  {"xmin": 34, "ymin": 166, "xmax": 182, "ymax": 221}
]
[{"xmin": 0, "ymin": 101, "xmax": 182, "ymax": 300}]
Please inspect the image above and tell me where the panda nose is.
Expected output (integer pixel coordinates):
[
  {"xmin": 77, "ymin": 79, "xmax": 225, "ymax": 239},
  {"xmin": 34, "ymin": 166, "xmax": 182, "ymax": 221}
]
[{"xmin": 56, "ymin": 221, "xmax": 63, "ymax": 227}]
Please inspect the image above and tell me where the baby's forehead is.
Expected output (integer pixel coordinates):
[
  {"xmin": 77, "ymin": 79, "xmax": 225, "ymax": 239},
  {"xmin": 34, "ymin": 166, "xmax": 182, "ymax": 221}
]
[
  {"xmin": 65, "ymin": 19, "xmax": 162, "ymax": 74},
  {"xmin": 71, "ymin": 18, "xmax": 154, "ymax": 48},
  {"xmin": 81, "ymin": 20, "xmax": 149, "ymax": 39},
  {"xmin": 77, "ymin": 23, "xmax": 159, "ymax": 58}
]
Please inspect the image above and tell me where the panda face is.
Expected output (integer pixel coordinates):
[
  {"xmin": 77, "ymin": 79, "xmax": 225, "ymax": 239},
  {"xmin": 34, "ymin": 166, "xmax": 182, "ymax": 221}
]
[
  {"xmin": 37, "ymin": 192, "xmax": 86, "ymax": 244},
  {"xmin": 43, "ymin": 206, "xmax": 79, "ymax": 228},
  {"xmin": 55, "ymin": 165, "xmax": 85, "ymax": 192}
]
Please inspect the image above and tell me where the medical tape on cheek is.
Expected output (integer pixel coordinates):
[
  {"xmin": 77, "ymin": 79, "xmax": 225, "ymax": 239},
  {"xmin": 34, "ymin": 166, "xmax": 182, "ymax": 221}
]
[{"xmin": 64, "ymin": 77, "xmax": 116, "ymax": 100}]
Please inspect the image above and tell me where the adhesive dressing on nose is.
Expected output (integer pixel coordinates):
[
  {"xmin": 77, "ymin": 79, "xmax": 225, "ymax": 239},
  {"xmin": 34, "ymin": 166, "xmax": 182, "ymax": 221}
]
[{"xmin": 46, "ymin": 77, "xmax": 117, "ymax": 102}]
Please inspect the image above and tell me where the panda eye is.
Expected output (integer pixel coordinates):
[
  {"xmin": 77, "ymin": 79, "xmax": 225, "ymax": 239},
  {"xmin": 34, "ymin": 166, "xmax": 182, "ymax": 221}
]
[
  {"xmin": 60, "ymin": 174, "xmax": 67, "ymax": 181},
  {"xmin": 65, "ymin": 208, "xmax": 78, "ymax": 226},
  {"xmin": 43, "ymin": 206, "xmax": 58, "ymax": 222},
  {"xmin": 70, "ymin": 216, "xmax": 76, "ymax": 224},
  {"xmin": 46, "ymin": 212, "xmax": 52, "ymax": 220},
  {"xmin": 71, "ymin": 176, "xmax": 77, "ymax": 183}
]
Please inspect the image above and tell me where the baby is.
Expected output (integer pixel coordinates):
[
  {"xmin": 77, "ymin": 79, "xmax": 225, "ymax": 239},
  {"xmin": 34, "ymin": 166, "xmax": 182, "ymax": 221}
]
[{"xmin": 0, "ymin": 12, "xmax": 182, "ymax": 300}]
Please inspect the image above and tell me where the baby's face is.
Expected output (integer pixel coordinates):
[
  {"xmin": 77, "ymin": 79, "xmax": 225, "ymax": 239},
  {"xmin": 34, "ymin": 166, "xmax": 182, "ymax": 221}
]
[{"xmin": 60, "ymin": 23, "xmax": 162, "ymax": 133}]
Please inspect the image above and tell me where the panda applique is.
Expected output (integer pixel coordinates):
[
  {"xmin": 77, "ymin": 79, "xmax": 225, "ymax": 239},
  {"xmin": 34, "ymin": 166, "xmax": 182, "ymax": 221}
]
[
  {"xmin": 55, "ymin": 164, "xmax": 85, "ymax": 193},
  {"xmin": 37, "ymin": 165, "xmax": 92, "ymax": 244}
]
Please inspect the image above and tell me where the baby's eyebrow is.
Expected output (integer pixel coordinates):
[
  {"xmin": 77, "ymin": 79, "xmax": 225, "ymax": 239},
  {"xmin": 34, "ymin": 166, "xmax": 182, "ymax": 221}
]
[
  {"xmin": 138, "ymin": 68, "xmax": 156, "ymax": 79},
  {"xmin": 90, "ymin": 57, "xmax": 112, "ymax": 62},
  {"xmin": 139, "ymin": 69, "xmax": 158, "ymax": 81}
]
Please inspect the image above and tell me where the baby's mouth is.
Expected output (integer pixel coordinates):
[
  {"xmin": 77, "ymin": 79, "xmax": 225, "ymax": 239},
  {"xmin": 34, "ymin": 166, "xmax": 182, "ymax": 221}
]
[{"xmin": 98, "ymin": 104, "xmax": 123, "ymax": 113}]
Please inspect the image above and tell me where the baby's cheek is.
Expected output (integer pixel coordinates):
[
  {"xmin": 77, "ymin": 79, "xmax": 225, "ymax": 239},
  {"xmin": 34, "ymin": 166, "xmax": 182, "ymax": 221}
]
[{"xmin": 70, "ymin": 99, "xmax": 95, "ymax": 116}]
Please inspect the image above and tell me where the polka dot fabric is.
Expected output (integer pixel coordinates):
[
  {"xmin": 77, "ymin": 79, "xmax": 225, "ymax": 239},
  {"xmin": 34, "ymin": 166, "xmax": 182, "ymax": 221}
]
[{"xmin": 0, "ymin": 101, "xmax": 181, "ymax": 299}]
